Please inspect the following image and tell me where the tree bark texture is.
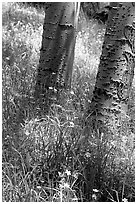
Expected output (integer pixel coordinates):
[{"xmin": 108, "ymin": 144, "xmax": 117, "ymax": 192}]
[
  {"xmin": 83, "ymin": 3, "xmax": 135, "ymax": 197},
  {"xmin": 34, "ymin": 2, "xmax": 80, "ymax": 99},
  {"xmin": 86, "ymin": 2, "xmax": 135, "ymax": 126}
]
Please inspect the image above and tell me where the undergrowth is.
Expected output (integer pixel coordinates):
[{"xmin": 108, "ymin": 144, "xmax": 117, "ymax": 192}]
[{"xmin": 2, "ymin": 3, "xmax": 135, "ymax": 202}]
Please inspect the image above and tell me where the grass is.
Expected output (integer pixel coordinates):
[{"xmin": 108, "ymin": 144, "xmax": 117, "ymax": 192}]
[{"xmin": 2, "ymin": 2, "xmax": 135, "ymax": 202}]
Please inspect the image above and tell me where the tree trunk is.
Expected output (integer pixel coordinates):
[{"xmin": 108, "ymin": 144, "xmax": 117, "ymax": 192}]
[
  {"xmin": 84, "ymin": 2, "xmax": 135, "ymax": 198},
  {"xmin": 86, "ymin": 2, "xmax": 135, "ymax": 129},
  {"xmin": 34, "ymin": 2, "xmax": 80, "ymax": 99}
]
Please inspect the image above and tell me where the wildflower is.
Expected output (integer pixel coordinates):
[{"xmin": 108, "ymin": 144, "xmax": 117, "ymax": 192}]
[
  {"xmin": 59, "ymin": 182, "xmax": 70, "ymax": 189},
  {"xmin": 49, "ymin": 86, "xmax": 53, "ymax": 90},
  {"xmin": 36, "ymin": 186, "xmax": 41, "ymax": 189},
  {"xmin": 69, "ymin": 122, "xmax": 74, "ymax": 127},
  {"xmin": 85, "ymin": 152, "xmax": 91, "ymax": 158},
  {"xmin": 122, "ymin": 198, "xmax": 128, "ymax": 202},
  {"xmin": 93, "ymin": 189, "xmax": 99, "ymax": 193},
  {"xmin": 70, "ymin": 90, "xmax": 75, "ymax": 95},
  {"xmin": 63, "ymin": 182, "xmax": 70, "ymax": 188},
  {"xmin": 92, "ymin": 193, "xmax": 97, "ymax": 201},
  {"xmin": 65, "ymin": 169, "xmax": 71, "ymax": 176},
  {"xmin": 72, "ymin": 171, "xmax": 79, "ymax": 179}
]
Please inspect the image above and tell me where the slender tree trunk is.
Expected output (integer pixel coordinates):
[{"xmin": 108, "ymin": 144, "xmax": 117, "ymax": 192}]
[
  {"xmin": 34, "ymin": 2, "xmax": 80, "ymax": 100},
  {"xmin": 86, "ymin": 2, "xmax": 135, "ymax": 129},
  {"xmin": 84, "ymin": 2, "xmax": 135, "ymax": 199}
]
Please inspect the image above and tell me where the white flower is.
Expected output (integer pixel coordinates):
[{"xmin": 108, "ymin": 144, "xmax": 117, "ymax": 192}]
[
  {"xmin": 49, "ymin": 86, "xmax": 53, "ymax": 90},
  {"xmin": 85, "ymin": 152, "xmax": 91, "ymax": 158},
  {"xmin": 63, "ymin": 182, "xmax": 70, "ymax": 188},
  {"xmin": 65, "ymin": 169, "xmax": 71, "ymax": 176},
  {"xmin": 122, "ymin": 198, "xmax": 128, "ymax": 202},
  {"xmin": 59, "ymin": 182, "xmax": 70, "ymax": 189},
  {"xmin": 92, "ymin": 193, "xmax": 97, "ymax": 201},
  {"xmin": 69, "ymin": 122, "xmax": 74, "ymax": 127},
  {"xmin": 70, "ymin": 90, "xmax": 75, "ymax": 95},
  {"xmin": 73, "ymin": 171, "xmax": 79, "ymax": 179},
  {"xmin": 36, "ymin": 186, "xmax": 41, "ymax": 189},
  {"xmin": 93, "ymin": 189, "xmax": 99, "ymax": 193}
]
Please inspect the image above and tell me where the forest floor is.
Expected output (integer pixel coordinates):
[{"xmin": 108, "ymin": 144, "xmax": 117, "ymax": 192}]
[{"xmin": 2, "ymin": 2, "xmax": 135, "ymax": 202}]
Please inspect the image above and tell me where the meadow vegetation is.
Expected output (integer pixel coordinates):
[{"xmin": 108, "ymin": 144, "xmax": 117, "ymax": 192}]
[{"xmin": 2, "ymin": 3, "xmax": 135, "ymax": 202}]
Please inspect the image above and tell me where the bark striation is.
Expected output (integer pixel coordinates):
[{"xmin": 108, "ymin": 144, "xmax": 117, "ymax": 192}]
[
  {"xmin": 86, "ymin": 2, "xmax": 135, "ymax": 125},
  {"xmin": 83, "ymin": 3, "xmax": 135, "ymax": 198}
]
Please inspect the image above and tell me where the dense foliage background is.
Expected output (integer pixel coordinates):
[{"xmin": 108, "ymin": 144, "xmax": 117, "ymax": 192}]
[{"xmin": 2, "ymin": 2, "xmax": 135, "ymax": 202}]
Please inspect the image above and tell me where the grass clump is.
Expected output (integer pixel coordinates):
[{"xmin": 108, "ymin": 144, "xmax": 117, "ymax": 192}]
[{"xmin": 2, "ymin": 3, "xmax": 135, "ymax": 202}]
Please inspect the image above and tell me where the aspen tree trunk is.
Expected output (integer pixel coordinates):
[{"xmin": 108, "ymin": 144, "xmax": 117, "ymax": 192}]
[
  {"xmin": 86, "ymin": 2, "xmax": 135, "ymax": 129},
  {"xmin": 34, "ymin": 2, "xmax": 80, "ymax": 99},
  {"xmin": 84, "ymin": 3, "xmax": 135, "ymax": 200}
]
